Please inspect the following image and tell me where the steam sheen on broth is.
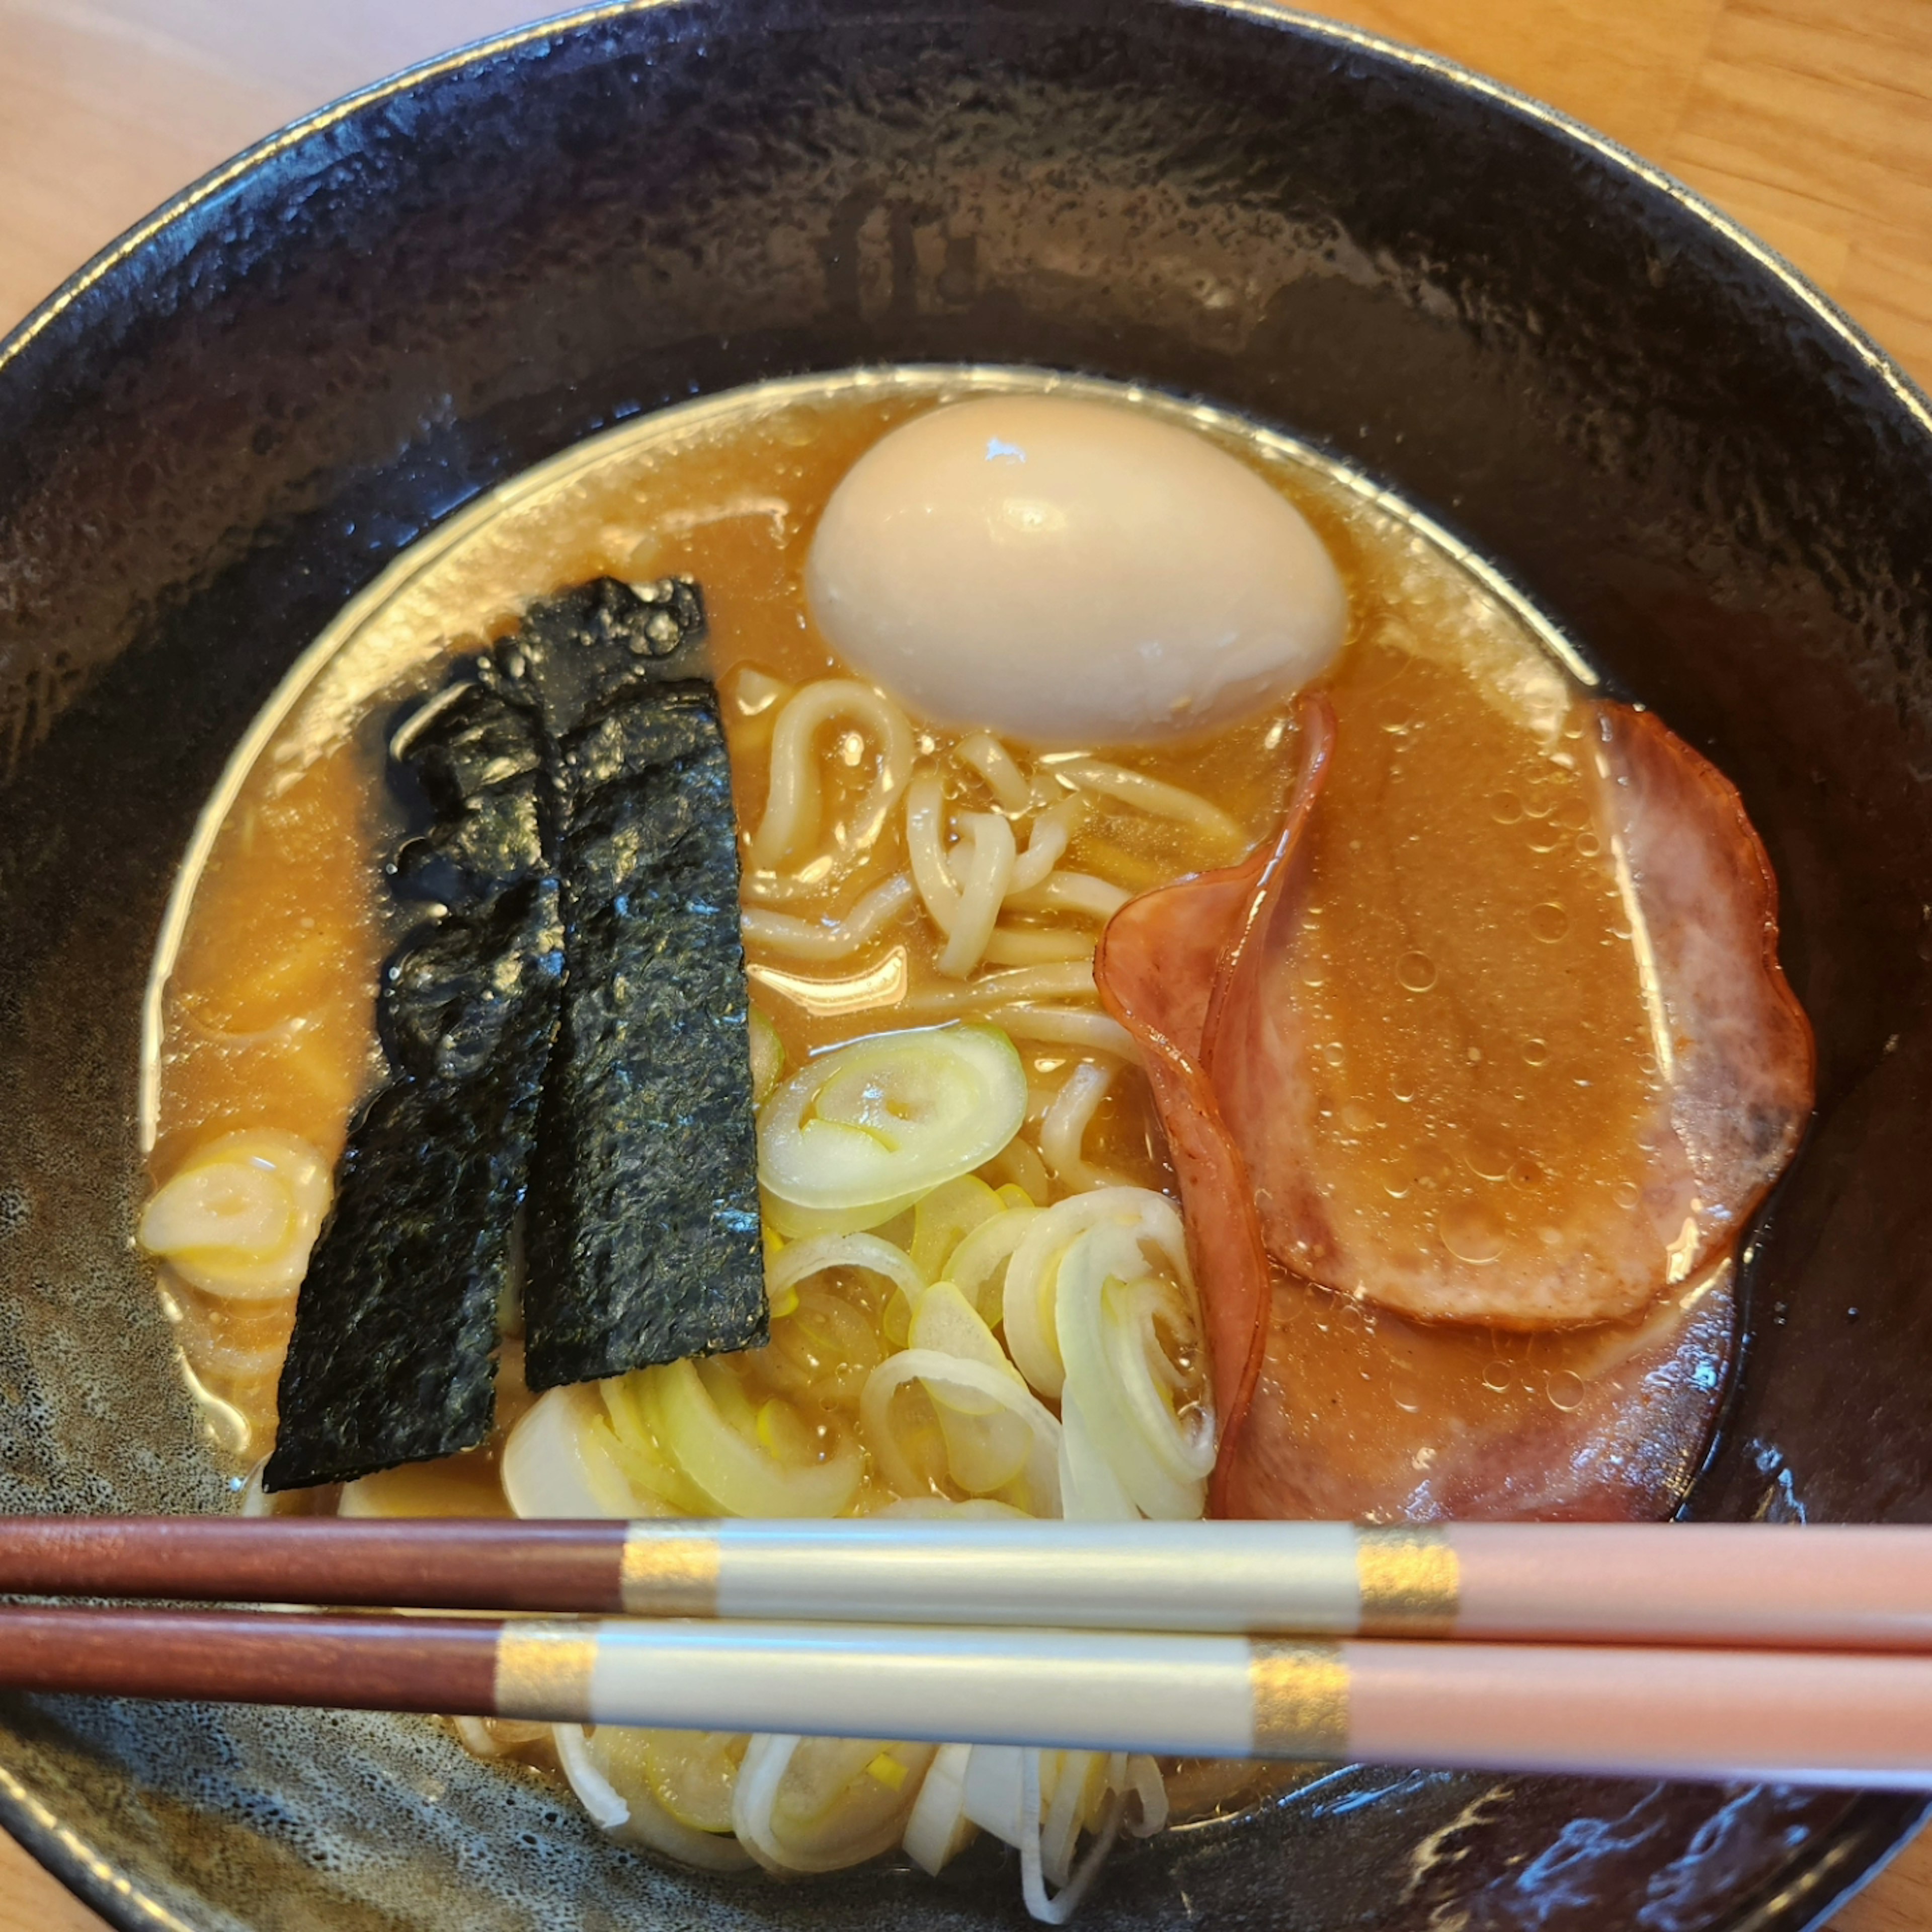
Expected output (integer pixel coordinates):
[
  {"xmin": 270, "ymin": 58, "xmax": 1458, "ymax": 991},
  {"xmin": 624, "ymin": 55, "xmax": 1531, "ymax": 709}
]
[{"xmin": 137, "ymin": 369, "xmax": 1810, "ymax": 1913}]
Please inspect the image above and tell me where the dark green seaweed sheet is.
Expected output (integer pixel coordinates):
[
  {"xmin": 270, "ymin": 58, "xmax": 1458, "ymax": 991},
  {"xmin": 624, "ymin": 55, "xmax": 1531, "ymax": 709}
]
[
  {"xmin": 523, "ymin": 680, "xmax": 766, "ymax": 1387},
  {"xmin": 264, "ymin": 683, "xmax": 561, "ymax": 1490},
  {"xmin": 265, "ymin": 575, "xmax": 761, "ymax": 1488},
  {"xmin": 484, "ymin": 575, "xmax": 708, "ymax": 749}
]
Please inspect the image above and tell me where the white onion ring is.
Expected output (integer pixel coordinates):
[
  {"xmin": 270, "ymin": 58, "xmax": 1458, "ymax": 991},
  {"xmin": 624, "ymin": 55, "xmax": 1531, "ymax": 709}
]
[
  {"xmin": 1002, "ymin": 1189, "xmax": 1186, "ymax": 1400},
  {"xmin": 1122, "ymin": 1755, "xmax": 1169, "ymax": 1838},
  {"xmin": 731, "ymin": 1735, "xmax": 928, "ymax": 1875},
  {"xmin": 860, "ymin": 1349, "xmax": 1063, "ymax": 1514},
  {"xmin": 569, "ymin": 1725, "xmax": 756, "ymax": 1872},
  {"xmin": 767, "ymin": 1232, "xmax": 926, "ymax": 1305},
  {"xmin": 554, "ymin": 1723, "xmax": 631, "ymax": 1830},
  {"xmin": 944, "ymin": 1207, "xmax": 1041, "ymax": 1321},
  {"xmin": 1055, "ymin": 1233, "xmax": 1211, "ymax": 1518},
  {"xmin": 645, "ymin": 1359, "xmax": 863, "ymax": 1518},
  {"xmin": 1018, "ymin": 1745, "xmax": 1124, "ymax": 1925}
]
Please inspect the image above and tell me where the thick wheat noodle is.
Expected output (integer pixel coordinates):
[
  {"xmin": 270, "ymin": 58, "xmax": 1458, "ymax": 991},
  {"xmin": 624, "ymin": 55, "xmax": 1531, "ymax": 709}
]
[
  {"xmin": 904, "ymin": 960, "xmax": 1097, "ymax": 1015},
  {"xmin": 954, "ymin": 732, "xmax": 1033, "ymax": 813},
  {"xmin": 1058, "ymin": 758, "xmax": 1245, "ymax": 852},
  {"xmin": 1007, "ymin": 797, "xmax": 1085, "ymax": 895},
  {"xmin": 739, "ymin": 865, "xmax": 845, "ymax": 907},
  {"xmin": 1039, "ymin": 1061, "xmax": 1133, "ymax": 1192},
  {"xmin": 1005, "ymin": 871, "xmax": 1133, "ymax": 921},
  {"xmin": 740, "ymin": 874, "xmax": 916, "ymax": 961},
  {"xmin": 905, "ymin": 770, "xmax": 961, "ymax": 936},
  {"xmin": 983, "ymin": 927, "xmax": 1096, "ymax": 967},
  {"xmin": 938, "ymin": 813, "xmax": 1019, "ymax": 978},
  {"xmin": 991, "ymin": 1005, "xmax": 1139, "ymax": 1062},
  {"xmin": 746, "ymin": 680, "xmax": 916, "ymax": 870}
]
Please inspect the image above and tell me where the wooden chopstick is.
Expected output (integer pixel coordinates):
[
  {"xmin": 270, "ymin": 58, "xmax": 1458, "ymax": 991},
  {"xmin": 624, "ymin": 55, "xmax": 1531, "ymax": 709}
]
[
  {"xmin": 5, "ymin": 1517, "xmax": 1932, "ymax": 1651},
  {"xmin": 2, "ymin": 1601, "xmax": 1931, "ymax": 1788},
  {"xmin": 0, "ymin": 1516, "xmax": 631, "ymax": 1613}
]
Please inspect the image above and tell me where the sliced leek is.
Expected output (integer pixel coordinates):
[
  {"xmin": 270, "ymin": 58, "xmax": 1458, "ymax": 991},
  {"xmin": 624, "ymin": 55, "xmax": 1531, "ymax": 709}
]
[{"xmin": 759, "ymin": 1024, "xmax": 1025, "ymax": 1218}]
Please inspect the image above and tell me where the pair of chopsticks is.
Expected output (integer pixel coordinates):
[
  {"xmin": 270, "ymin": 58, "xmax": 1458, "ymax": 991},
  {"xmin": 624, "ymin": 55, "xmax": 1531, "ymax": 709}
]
[{"xmin": 4, "ymin": 1516, "xmax": 1932, "ymax": 1787}]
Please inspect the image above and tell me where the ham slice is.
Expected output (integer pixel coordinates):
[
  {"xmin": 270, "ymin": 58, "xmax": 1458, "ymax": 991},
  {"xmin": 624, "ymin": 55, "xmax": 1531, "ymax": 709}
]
[
  {"xmin": 1096, "ymin": 692, "xmax": 1812, "ymax": 1519},
  {"xmin": 1093, "ymin": 697, "xmax": 1333, "ymax": 1501},
  {"xmin": 1223, "ymin": 1258, "xmax": 1739, "ymax": 1522},
  {"xmin": 1206, "ymin": 697, "xmax": 1812, "ymax": 1329}
]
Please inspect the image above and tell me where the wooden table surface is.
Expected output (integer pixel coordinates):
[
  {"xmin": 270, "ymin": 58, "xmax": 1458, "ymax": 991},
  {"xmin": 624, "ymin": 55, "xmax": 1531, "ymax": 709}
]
[{"xmin": 2, "ymin": 0, "xmax": 1931, "ymax": 1926}]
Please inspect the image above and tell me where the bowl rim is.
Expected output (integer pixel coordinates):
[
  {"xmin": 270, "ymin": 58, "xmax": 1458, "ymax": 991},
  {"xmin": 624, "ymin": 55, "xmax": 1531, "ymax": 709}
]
[{"xmin": 2, "ymin": 3, "xmax": 1929, "ymax": 1928}]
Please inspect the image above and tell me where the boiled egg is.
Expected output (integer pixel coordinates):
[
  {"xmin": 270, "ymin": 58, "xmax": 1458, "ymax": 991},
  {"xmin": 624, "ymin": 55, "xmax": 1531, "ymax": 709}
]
[{"xmin": 804, "ymin": 393, "xmax": 1348, "ymax": 746}]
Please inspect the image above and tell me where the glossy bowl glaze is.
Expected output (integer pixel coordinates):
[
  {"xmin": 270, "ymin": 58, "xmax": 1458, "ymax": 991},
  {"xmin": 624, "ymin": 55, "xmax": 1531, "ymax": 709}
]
[{"xmin": 2, "ymin": 4, "xmax": 1930, "ymax": 1927}]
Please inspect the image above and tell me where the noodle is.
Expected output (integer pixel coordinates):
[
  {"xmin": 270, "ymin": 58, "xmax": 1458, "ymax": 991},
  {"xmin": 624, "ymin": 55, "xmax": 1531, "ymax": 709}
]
[
  {"xmin": 905, "ymin": 961, "xmax": 1097, "ymax": 1014},
  {"xmin": 937, "ymin": 814, "xmax": 1018, "ymax": 978},
  {"xmin": 1038, "ymin": 1062, "xmax": 1132, "ymax": 1193},
  {"xmin": 954, "ymin": 732, "xmax": 1032, "ymax": 813},
  {"xmin": 1008, "ymin": 797, "xmax": 1085, "ymax": 894},
  {"xmin": 746, "ymin": 680, "xmax": 916, "ymax": 871},
  {"xmin": 905, "ymin": 770, "xmax": 961, "ymax": 936},
  {"xmin": 982, "ymin": 928, "xmax": 1096, "ymax": 967},
  {"xmin": 910, "ymin": 776, "xmax": 1091, "ymax": 976},
  {"xmin": 1055, "ymin": 758, "xmax": 1245, "ymax": 854},
  {"xmin": 989, "ymin": 1006, "xmax": 1138, "ymax": 1062},
  {"xmin": 1003, "ymin": 872, "xmax": 1132, "ymax": 921},
  {"xmin": 741, "ymin": 874, "xmax": 916, "ymax": 961}
]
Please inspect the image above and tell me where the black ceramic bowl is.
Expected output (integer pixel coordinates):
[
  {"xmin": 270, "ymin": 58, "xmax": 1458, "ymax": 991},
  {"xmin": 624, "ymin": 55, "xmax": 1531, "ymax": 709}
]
[{"xmin": 4, "ymin": 3, "xmax": 1930, "ymax": 1927}]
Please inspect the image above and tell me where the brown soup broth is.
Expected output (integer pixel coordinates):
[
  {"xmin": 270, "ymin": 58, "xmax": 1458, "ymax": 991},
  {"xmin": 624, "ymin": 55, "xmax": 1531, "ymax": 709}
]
[
  {"xmin": 141, "ymin": 366, "xmax": 1655, "ymax": 1835},
  {"xmin": 146, "ymin": 369, "xmax": 1621, "ymax": 1472}
]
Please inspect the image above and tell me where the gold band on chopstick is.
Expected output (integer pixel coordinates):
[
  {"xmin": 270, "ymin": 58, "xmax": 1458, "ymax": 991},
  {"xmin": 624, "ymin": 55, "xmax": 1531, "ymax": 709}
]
[
  {"xmin": 618, "ymin": 1525, "xmax": 722, "ymax": 1616},
  {"xmin": 1247, "ymin": 1639, "xmax": 1350, "ymax": 1755},
  {"xmin": 1355, "ymin": 1526, "xmax": 1460, "ymax": 1637},
  {"xmin": 494, "ymin": 1621, "xmax": 597, "ymax": 1721}
]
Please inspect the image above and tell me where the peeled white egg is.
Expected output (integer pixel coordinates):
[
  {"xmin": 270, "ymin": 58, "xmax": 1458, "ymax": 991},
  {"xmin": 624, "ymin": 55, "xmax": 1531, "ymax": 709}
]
[{"xmin": 804, "ymin": 394, "xmax": 1348, "ymax": 746}]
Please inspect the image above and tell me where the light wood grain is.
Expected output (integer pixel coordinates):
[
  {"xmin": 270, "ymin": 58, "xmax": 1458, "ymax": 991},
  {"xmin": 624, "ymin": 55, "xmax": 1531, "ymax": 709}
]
[{"xmin": 1, "ymin": 1, "xmax": 1930, "ymax": 1928}]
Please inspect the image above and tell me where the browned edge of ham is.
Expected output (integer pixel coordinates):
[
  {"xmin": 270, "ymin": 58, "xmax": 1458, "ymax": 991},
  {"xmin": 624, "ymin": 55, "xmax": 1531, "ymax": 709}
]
[{"xmin": 1094, "ymin": 696, "xmax": 1335, "ymax": 1513}]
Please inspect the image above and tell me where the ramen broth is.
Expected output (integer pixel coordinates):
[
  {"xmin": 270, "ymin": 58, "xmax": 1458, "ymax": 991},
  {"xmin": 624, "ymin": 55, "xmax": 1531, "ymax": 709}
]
[
  {"xmin": 139, "ymin": 369, "xmax": 1770, "ymax": 1885},
  {"xmin": 152, "ymin": 375, "xmax": 1716, "ymax": 1476}
]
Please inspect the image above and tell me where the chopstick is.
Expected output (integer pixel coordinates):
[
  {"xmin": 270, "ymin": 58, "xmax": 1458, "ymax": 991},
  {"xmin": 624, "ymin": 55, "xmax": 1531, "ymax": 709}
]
[
  {"xmin": 2, "ymin": 1602, "xmax": 1930, "ymax": 1788},
  {"xmin": 5, "ymin": 1517, "xmax": 1932, "ymax": 1651}
]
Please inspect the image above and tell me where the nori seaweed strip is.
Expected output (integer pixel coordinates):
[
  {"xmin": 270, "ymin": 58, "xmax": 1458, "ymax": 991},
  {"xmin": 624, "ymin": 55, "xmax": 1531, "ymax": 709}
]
[
  {"xmin": 263, "ymin": 682, "xmax": 561, "ymax": 1490},
  {"xmin": 484, "ymin": 575, "xmax": 708, "ymax": 745},
  {"xmin": 264, "ymin": 574, "xmax": 761, "ymax": 1487},
  {"xmin": 522, "ymin": 677, "xmax": 767, "ymax": 1387}
]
